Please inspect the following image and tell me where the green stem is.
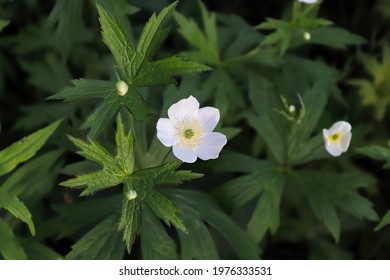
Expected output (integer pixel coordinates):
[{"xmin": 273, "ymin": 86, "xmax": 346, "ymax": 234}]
[{"xmin": 161, "ymin": 149, "xmax": 173, "ymax": 164}]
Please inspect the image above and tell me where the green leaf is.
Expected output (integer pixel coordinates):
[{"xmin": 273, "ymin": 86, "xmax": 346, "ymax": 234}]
[
  {"xmin": 19, "ymin": 53, "xmax": 71, "ymax": 93},
  {"xmin": 132, "ymin": 56, "xmax": 212, "ymax": 87},
  {"xmin": 144, "ymin": 188, "xmax": 187, "ymax": 233},
  {"xmin": 115, "ymin": 114, "xmax": 135, "ymax": 174},
  {"xmin": 118, "ymin": 196, "xmax": 142, "ymax": 252},
  {"xmin": 48, "ymin": 79, "xmax": 116, "ymax": 100},
  {"xmin": 210, "ymin": 150, "xmax": 267, "ymax": 173},
  {"xmin": 46, "ymin": 0, "xmax": 91, "ymax": 58},
  {"xmin": 247, "ymin": 172, "xmax": 285, "ymax": 242},
  {"xmin": 97, "ymin": 3, "xmax": 135, "ymax": 78},
  {"xmin": 356, "ymin": 144, "xmax": 390, "ymax": 168},
  {"xmin": 66, "ymin": 214, "xmax": 125, "ymax": 260},
  {"xmin": 291, "ymin": 171, "xmax": 378, "ymax": 242},
  {"xmin": 174, "ymin": 1, "xmax": 220, "ymax": 65},
  {"xmin": 203, "ymin": 69, "xmax": 245, "ymax": 122},
  {"xmin": 37, "ymin": 195, "xmax": 121, "ymax": 240},
  {"xmin": 247, "ymin": 74, "xmax": 287, "ymax": 164},
  {"xmin": 1, "ymin": 151, "xmax": 62, "ymax": 196},
  {"xmin": 141, "ymin": 206, "xmax": 178, "ymax": 260},
  {"xmin": 375, "ymin": 210, "xmax": 390, "ymax": 231},
  {"xmin": 60, "ymin": 116, "xmax": 134, "ymax": 196},
  {"xmin": 287, "ymin": 81, "xmax": 329, "ymax": 165},
  {"xmin": 98, "ymin": 1, "xmax": 211, "ymax": 83},
  {"xmin": 0, "ymin": 119, "xmax": 62, "ymax": 177},
  {"xmin": 178, "ymin": 211, "xmax": 219, "ymax": 260},
  {"xmin": 137, "ymin": 2, "xmax": 177, "ymax": 61},
  {"xmin": 0, "ymin": 189, "xmax": 35, "ymax": 235},
  {"xmin": 310, "ymin": 27, "xmax": 366, "ymax": 49},
  {"xmin": 19, "ymin": 238, "xmax": 63, "ymax": 260},
  {"xmin": 0, "ymin": 218, "xmax": 27, "ymax": 260},
  {"xmin": 170, "ymin": 189, "xmax": 260, "ymax": 259},
  {"xmin": 214, "ymin": 161, "xmax": 277, "ymax": 209},
  {"xmin": 130, "ymin": 162, "xmax": 203, "ymax": 187}
]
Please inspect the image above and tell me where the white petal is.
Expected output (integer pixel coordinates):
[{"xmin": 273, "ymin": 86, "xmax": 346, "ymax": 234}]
[
  {"xmin": 340, "ymin": 132, "xmax": 352, "ymax": 153},
  {"xmin": 197, "ymin": 107, "xmax": 220, "ymax": 132},
  {"xmin": 325, "ymin": 142, "xmax": 342, "ymax": 157},
  {"xmin": 322, "ymin": 128, "xmax": 330, "ymax": 139},
  {"xmin": 193, "ymin": 132, "xmax": 227, "ymax": 160},
  {"xmin": 328, "ymin": 121, "xmax": 351, "ymax": 135},
  {"xmin": 299, "ymin": 0, "xmax": 317, "ymax": 3},
  {"xmin": 173, "ymin": 145, "xmax": 198, "ymax": 163},
  {"xmin": 168, "ymin": 95, "xmax": 199, "ymax": 120},
  {"xmin": 156, "ymin": 118, "xmax": 176, "ymax": 147}
]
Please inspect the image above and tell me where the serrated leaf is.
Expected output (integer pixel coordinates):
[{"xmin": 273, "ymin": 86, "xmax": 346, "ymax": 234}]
[
  {"xmin": 130, "ymin": 162, "xmax": 203, "ymax": 186},
  {"xmin": 0, "ymin": 119, "xmax": 62, "ymax": 177},
  {"xmin": 66, "ymin": 214, "xmax": 125, "ymax": 260},
  {"xmin": 0, "ymin": 189, "xmax": 35, "ymax": 235},
  {"xmin": 144, "ymin": 188, "xmax": 187, "ymax": 233},
  {"xmin": 97, "ymin": 1, "xmax": 209, "ymax": 84},
  {"xmin": 48, "ymin": 79, "xmax": 116, "ymax": 100},
  {"xmin": 115, "ymin": 114, "xmax": 134, "ymax": 174},
  {"xmin": 141, "ymin": 206, "xmax": 178, "ymax": 260},
  {"xmin": 0, "ymin": 218, "xmax": 27, "ymax": 260},
  {"xmin": 97, "ymin": 3, "xmax": 135, "ymax": 78},
  {"xmin": 132, "ymin": 56, "xmax": 212, "ymax": 86},
  {"xmin": 118, "ymin": 196, "xmax": 142, "ymax": 252},
  {"xmin": 174, "ymin": 1, "xmax": 220, "ymax": 65},
  {"xmin": 137, "ymin": 2, "xmax": 177, "ymax": 61},
  {"xmin": 60, "ymin": 116, "xmax": 134, "ymax": 195}
]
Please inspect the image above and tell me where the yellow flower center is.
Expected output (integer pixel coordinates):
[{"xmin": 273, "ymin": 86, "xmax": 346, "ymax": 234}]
[
  {"xmin": 184, "ymin": 129, "xmax": 195, "ymax": 139},
  {"xmin": 175, "ymin": 118, "xmax": 204, "ymax": 148},
  {"xmin": 328, "ymin": 131, "xmax": 341, "ymax": 144}
]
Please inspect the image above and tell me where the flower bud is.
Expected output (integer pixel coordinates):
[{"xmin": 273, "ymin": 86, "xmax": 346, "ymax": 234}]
[
  {"xmin": 116, "ymin": 80, "xmax": 128, "ymax": 96},
  {"xmin": 303, "ymin": 31, "xmax": 311, "ymax": 41},
  {"xmin": 126, "ymin": 190, "xmax": 137, "ymax": 200}
]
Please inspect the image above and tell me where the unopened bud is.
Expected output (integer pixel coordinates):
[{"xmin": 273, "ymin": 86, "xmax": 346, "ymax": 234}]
[
  {"xmin": 116, "ymin": 80, "xmax": 128, "ymax": 96},
  {"xmin": 289, "ymin": 105, "xmax": 296, "ymax": 113},
  {"xmin": 126, "ymin": 190, "xmax": 137, "ymax": 200},
  {"xmin": 303, "ymin": 31, "xmax": 311, "ymax": 41}
]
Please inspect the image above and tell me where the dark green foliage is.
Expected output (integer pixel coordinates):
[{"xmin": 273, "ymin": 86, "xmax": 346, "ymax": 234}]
[{"xmin": 1, "ymin": 0, "xmax": 389, "ymax": 261}]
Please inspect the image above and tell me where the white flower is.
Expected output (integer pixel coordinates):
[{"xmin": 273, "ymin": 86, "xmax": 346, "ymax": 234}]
[
  {"xmin": 156, "ymin": 95, "xmax": 227, "ymax": 163},
  {"xmin": 322, "ymin": 121, "xmax": 352, "ymax": 157},
  {"xmin": 299, "ymin": 0, "xmax": 318, "ymax": 4}
]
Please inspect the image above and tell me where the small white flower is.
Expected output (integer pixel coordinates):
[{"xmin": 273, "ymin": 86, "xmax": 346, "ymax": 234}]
[
  {"xmin": 156, "ymin": 95, "xmax": 227, "ymax": 163},
  {"xmin": 299, "ymin": 0, "xmax": 318, "ymax": 4},
  {"xmin": 322, "ymin": 121, "xmax": 352, "ymax": 157}
]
